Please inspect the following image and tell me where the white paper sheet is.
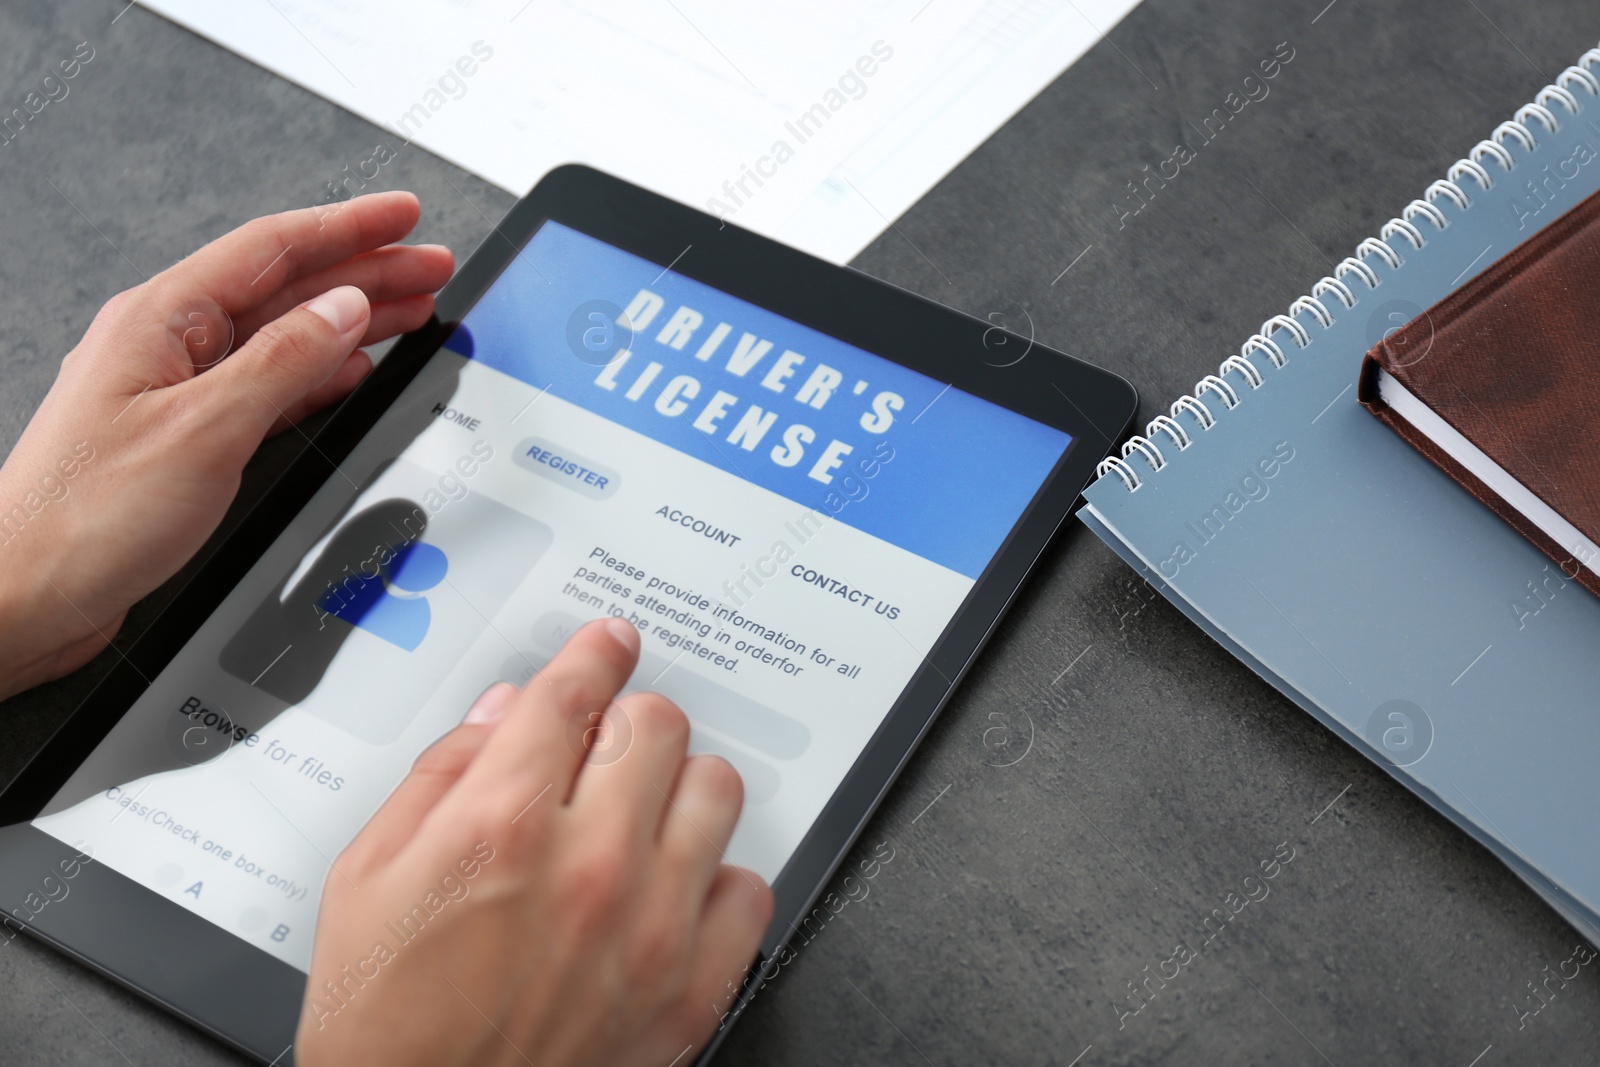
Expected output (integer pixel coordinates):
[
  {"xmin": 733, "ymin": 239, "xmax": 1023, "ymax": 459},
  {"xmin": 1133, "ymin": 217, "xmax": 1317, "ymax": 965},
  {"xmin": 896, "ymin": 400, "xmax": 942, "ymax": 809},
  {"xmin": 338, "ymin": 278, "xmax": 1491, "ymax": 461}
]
[{"xmin": 143, "ymin": 0, "xmax": 1141, "ymax": 262}]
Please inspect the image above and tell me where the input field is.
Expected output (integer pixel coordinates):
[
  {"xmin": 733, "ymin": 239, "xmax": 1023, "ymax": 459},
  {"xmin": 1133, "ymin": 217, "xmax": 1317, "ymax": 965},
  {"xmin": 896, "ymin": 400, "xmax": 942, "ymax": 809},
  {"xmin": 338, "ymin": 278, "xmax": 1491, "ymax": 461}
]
[
  {"xmin": 508, "ymin": 611, "xmax": 812, "ymax": 763},
  {"xmin": 497, "ymin": 650, "xmax": 785, "ymax": 805}
]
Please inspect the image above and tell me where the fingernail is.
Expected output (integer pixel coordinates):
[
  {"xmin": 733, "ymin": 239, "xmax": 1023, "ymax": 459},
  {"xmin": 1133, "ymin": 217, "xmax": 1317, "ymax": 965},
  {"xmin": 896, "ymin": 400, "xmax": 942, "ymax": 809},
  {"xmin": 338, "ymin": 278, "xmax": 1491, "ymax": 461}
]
[
  {"xmin": 464, "ymin": 681, "xmax": 516, "ymax": 725},
  {"xmin": 604, "ymin": 618, "xmax": 641, "ymax": 654},
  {"xmin": 303, "ymin": 286, "xmax": 369, "ymax": 334}
]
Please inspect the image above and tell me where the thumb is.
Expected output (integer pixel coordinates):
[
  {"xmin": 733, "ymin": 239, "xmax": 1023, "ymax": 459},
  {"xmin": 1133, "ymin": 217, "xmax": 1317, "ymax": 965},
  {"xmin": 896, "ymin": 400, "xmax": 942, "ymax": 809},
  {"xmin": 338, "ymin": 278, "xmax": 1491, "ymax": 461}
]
[{"xmin": 198, "ymin": 285, "xmax": 370, "ymax": 439}]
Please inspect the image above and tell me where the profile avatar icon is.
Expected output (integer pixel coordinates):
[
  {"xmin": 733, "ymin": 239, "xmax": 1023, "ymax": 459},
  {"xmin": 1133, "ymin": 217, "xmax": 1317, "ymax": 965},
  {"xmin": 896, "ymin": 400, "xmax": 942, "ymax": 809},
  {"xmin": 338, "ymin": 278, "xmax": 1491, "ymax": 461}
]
[
  {"xmin": 221, "ymin": 481, "xmax": 549, "ymax": 746},
  {"xmin": 316, "ymin": 539, "xmax": 449, "ymax": 651}
]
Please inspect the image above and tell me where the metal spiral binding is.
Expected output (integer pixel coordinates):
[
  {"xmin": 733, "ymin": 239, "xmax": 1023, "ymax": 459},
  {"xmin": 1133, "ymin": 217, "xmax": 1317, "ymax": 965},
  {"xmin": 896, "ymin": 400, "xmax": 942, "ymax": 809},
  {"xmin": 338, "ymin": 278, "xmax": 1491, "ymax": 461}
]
[{"xmin": 1095, "ymin": 46, "xmax": 1600, "ymax": 493}]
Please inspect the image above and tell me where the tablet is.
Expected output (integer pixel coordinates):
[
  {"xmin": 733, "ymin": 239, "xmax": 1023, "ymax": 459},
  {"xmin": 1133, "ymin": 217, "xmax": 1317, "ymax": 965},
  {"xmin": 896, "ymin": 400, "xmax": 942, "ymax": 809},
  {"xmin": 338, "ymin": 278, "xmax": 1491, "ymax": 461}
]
[{"xmin": 0, "ymin": 165, "xmax": 1136, "ymax": 1063}]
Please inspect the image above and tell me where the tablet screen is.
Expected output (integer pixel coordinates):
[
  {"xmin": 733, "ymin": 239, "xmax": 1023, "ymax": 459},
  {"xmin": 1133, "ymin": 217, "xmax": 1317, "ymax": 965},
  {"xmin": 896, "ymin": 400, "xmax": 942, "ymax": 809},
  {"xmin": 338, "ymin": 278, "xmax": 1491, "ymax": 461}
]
[{"xmin": 32, "ymin": 221, "xmax": 1070, "ymax": 969}]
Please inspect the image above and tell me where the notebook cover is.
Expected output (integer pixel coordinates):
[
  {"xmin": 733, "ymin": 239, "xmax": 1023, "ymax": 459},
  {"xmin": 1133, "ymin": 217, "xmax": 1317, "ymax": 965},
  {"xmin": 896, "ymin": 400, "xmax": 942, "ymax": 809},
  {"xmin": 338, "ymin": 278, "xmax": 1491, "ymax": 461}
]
[{"xmin": 1358, "ymin": 189, "xmax": 1600, "ymax": 597}]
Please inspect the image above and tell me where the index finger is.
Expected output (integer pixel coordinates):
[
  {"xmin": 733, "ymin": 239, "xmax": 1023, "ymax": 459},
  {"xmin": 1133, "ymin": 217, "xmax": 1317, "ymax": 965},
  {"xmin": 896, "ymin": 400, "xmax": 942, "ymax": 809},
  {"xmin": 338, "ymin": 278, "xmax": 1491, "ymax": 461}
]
[
  {"xmin": 146, "ymin": 191, "xmax": 423, "ymax": 318},
  {"xmin": 455, "ymin": 618, "xmax": 643, "ymax": 808}
]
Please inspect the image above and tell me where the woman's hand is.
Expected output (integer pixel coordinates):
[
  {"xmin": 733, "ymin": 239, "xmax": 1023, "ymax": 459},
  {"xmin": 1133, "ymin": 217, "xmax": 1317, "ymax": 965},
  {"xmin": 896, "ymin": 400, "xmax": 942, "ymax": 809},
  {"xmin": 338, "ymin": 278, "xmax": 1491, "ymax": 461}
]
[
  {"xmin": 0, "ymin": 192, "xmax": 453, "ymax": 699},
  {"xmin": 296, "ymin": 618, "xmax": 774, "ymax": 1067}
]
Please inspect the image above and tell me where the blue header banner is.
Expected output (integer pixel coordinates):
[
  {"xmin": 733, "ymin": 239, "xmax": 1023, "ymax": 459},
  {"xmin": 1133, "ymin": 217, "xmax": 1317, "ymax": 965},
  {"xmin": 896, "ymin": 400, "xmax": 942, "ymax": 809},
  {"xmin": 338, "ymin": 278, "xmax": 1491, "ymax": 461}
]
[{"xmin": 450, "ymin": 222, "xmax": 1069, "ymax": 579}]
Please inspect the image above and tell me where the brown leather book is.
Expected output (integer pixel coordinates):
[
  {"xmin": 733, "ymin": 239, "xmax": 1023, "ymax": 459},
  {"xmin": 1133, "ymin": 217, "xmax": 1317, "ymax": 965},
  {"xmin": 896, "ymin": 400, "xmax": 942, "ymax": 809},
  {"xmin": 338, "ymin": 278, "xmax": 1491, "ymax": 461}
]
[{"xmin": 1358, "ymin": 188, "xmax": 1600, "ymax": 597}]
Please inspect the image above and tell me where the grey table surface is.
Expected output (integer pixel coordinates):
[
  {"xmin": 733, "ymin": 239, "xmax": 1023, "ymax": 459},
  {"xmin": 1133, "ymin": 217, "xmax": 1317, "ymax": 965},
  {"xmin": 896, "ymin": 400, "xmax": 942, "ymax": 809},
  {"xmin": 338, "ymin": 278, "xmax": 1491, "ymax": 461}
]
[{"xmin": 2, "ymin": 0, "xmax": 1597, "ymax": 1064}]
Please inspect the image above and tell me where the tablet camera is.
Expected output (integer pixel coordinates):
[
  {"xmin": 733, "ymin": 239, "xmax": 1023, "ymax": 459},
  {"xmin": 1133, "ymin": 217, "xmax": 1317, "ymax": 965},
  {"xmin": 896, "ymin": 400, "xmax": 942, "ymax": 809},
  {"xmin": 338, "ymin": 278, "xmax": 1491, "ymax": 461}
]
[{"xmin": 566, "ymin": 299, "xmax": 634, "ymax": 368}]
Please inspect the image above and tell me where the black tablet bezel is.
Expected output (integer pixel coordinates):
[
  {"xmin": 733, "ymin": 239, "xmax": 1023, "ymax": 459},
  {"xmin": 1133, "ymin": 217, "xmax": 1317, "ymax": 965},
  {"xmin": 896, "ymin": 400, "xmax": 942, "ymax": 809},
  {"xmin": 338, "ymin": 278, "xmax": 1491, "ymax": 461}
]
[{"xmin": 0, "ymin": 164, "xmax": 1137, "ymax": 1063}]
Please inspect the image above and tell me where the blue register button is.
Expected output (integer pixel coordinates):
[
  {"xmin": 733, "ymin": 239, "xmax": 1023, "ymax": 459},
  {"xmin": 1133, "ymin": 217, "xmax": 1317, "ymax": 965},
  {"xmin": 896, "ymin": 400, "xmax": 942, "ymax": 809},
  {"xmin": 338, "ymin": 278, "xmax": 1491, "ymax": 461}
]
[{"xmin": 513, "ymin": 437, "xmax": 620, "ymax": 500}]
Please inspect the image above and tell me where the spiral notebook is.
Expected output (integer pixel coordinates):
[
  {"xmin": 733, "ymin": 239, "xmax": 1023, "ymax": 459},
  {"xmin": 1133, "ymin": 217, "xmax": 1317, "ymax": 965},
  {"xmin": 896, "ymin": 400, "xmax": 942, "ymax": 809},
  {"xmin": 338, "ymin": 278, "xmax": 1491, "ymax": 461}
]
[{"xmin": 1079, "ymin": 42, "xmax": 1600, "ymax": 941}]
